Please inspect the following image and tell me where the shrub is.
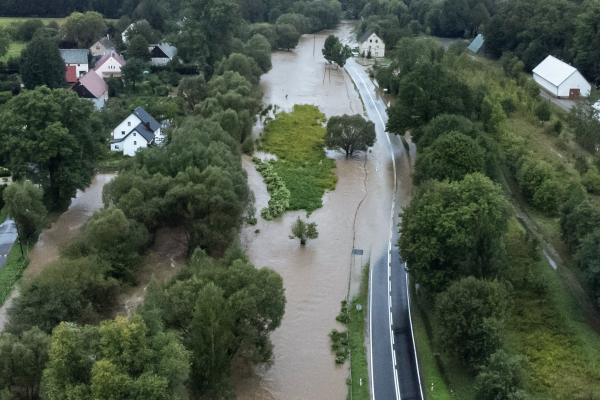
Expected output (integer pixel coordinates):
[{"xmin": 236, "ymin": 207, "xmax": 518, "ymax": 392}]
[
  {"xmin": 475, "ymin": 350, "xmax": 528, "ymax": 400},
  {"xmin": 253, "ymin": 158, "xmax": 290, "ymax": 220},
  {"xmin": 241, "ymin": 136, "xmax": 254, "ymax": 155}
]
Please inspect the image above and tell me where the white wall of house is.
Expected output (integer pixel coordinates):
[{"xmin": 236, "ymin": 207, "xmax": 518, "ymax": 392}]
[
  {"xmin": 67, "ymin": 63, "xmax": 88, "ymax": 77},
  {"xmin": 96, "ymin": 58, "xmax": 123, "ymax": 78},
  {"xmin": 91, "ymin": 92, "xmax": 108, "ymax": 110},
  {"xmin": 558, "ymin": 71, "xmax": 591, "ymax": 98},
  {"xmin": 112, "ymin": 114, "xmax": 142, "ymax": 140},
  {"xmin": 122, "ymin": 131, "xmax": 149, "ymax": 156},
  {"xmin": 533, "ymin": 73, "xmax": 558, "ymax": 96},
  {"xmin": 359, "ymin": 33, "xmax": 385, "ymax": 58}
]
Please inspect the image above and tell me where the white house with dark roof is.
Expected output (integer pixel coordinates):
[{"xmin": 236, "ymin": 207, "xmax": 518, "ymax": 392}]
[
  {"xmin": 71, "ymin": 70, "xmax": 108, "ymax": 110},
  {"xmin": 149, "ymin": 43, "xmax": 177, "ymax": 66},
  {"xmin": 110, "ymin": 107, "xmax": 164, "ymax": 156},
  {"xmin": 358, "ymin": 30, "xmax": 385, "ymax": 58},
  {"xmin": 94, "ymin": 52, "xmax": 126, "ymax": 78},
  {"xmin": 533, "ymin": 55, "xmax": 591, "ymax": 99},
  {"xmin": 60, "ymin": 49, "xmax": 89, "ymax": 82}
]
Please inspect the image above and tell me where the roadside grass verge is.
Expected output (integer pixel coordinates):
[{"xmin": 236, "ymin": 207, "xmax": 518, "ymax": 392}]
[
  {"xmin": 0, "ymin": 41, "xmax": 26, "ymax": 62},
  {"xmin": 347, "ymin": 262, "xmax": 370, "ymax": 400},
  {"xmin": 0, "ymin": 240, "xmax": 32, "ymax": 308},
  {"xmin": 257, "ymin": 104, "xmax": 337, "ymax": 215}
]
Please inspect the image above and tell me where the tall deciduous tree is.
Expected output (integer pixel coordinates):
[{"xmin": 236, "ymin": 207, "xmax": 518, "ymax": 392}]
[
  {"xmin": 126, "ymin": 34, "xmax": 151, "ymax": 61},
  {"xmin": 325, "ymin": 114, "xmax": 376, "ymax": 156},
  {"xmin": 436, "ymin": 277, "xmax": 511, "ymax": 366},
  {"xmin": 244, "ymin": 34, "xmax": 272, "ymax": 73},
  {"xmin": 322, "ymin": 35, "xmax": 352, "ymax": 67},
  {"xmin": 0, "ymin": 327, "xmax": 50, "ymax": 400},
  {"xmin": 535, "ymin": 100, "xmax": 551, "ymax": 126},
  {"xmin": 289, "ymin": 217, "xmax": 318, "ymax": 245},
  {"xmin": 275, "ymin": 23, "xmax": 300, "ymax": 50},
  {"xmin": 121, "ymin": 57, "xmax": 146, "ymax": 90},
  {"xmin": 0, "ymin": 87, "xmax": 106, "ymax": 210},
  {"xmin": 60, "ymin": 11, "xmax": 106, "ymax": 48},
  {"xmin": 399, "ymin": 173, "xmax": 512, "ymax": 292},
  {"xmin": 20, "ymin": 36, "xmax": 66, "ymax": 90},
  {"xmin": 2, "ymin": 181, "xmax": 47, "ymax": 239},
  {"xmin": 413, "ymin": 131, "xmax": 485, "ymax": 184}
]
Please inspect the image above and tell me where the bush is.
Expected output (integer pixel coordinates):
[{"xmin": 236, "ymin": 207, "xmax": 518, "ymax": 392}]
[
  {"xmin": 581, "ymin": 166, "xmax": 600, "ymax": 194},
  {"xmin": 436, "ymin": 277, "xmax": 512, "ymax": 366},
  {"xmin": 575, "ymin": 228, "xmax": 600, "ymax": 305},
  {"xmin": 475, "ymin": 350, "xmax": 528, "ymax": 400},
  {"xmin": 242, "ymin": 136, "xmax": 254, "ymax": 154},
  {"xmin": 0, "ymin": 91, "xmax": 12, "ymax": 105},
  {"xmin": 2, "ymin": 181, "xmax": 47, "ymax": 239},
  {"xmin": 253, "ymin": 158, "xmax": 290, "ymax": 220}
]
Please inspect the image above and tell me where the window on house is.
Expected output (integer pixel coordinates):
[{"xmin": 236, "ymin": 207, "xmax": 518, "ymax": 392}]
[
  {"xmin": 115, "ymin": 145, "xmax": 119, "ymax": 149},
  {"xmin": 96, "ymin": 46, "xmax": 100, "ymax": 49},
  {"xmin": 134, "ymin": 141, "xmax": 137, "ymax": 145},
  {"xmin": 133, "ymin": 132, "xmax": 136, "ymax": 136},
  {"xmin": 78, "ymin": 64, "xmax": 80, "ymax": 66},
  {"xmin": 370, "ymin": 39, "xmax": 372, "ymax": 42},
  {"xmin": 128, "ymin": 122, "xmax": 131, "ymax": 126},
  {"xmin": 376, "ymin": 40, "xmax": 378, "ymax": 43}
]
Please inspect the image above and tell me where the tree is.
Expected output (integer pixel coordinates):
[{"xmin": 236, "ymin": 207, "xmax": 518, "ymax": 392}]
[
  {"xmin": 399, "ymin": 173, "xmax": 512, "ymax": 292},
  {"xmin": 570, "ymin": 99, "xmax": 600, "ymax": 153},
  {"xmin": 325, "ymin": 114, "xmax": 376, "ymax": 156},
  {"xmin": 121, "ymin": 57, "xmax": 146, "ymax": 90},
  {"xmin": 249, "ymin": 23, "xmax": 278, "ymax": 49},
  {"xmin": 244, "ymin": 34, "xmax": 272, "ymax": 73},
  {"xmin": 475, "ymin": 350, "xmax": 528, "ymax": 400},
  {"xmin": 0, "ymin": 327, "xmax": 50, "ymax": 400},
  {"xmin": 15, "ymin": 20, "xmax": 44, "ymax": 41},
  {"xmin": 214, "ymin": 53, "xmax": 262, "ymax": 85},
  {"xmin": 436, "ymin": 277, "xmax": 511, "ymax": 366},
  {"xmin": 289, "ymin": 217, "xmax": 318, "ymax": 245},
  {"xmin": 61, "ymin": 12, "xmax": 106, "ymax": 48},
  {"xmin": 415, "ymin": 113, "xmax": 475, "ymax": 148},
  {"xmin": 276, "ymin": 13, "xmax": 311, "ymax": 34},
  {"xmin": 20, "ymin": 36, "xmax": 66, "ymax": 89},
  {"xmin": 576, "ymin": 228, "xmax": 600, "ymax": 305},
  {"xmin": 322, "ymin": 35, "xmax": 352, "ymax": 67},
  {"xmin": 141, "ymin": 247, "xmax": 285, "ymax": 397},
  {"xmin": 275, "ymin": 23, "xmax": 300, "ymax": 50},
  {"xmin": 2, "ymin": 181, "xmax": 46, "ymax": 240},
  {"xmin": 535, "ymin": 100, "xmax": 551, "ymax": 126},
  {"xmin": 413, "ymin": 132, "xmax": 485, "ymax": 184},
  {"xmin": 178, "ymin": 75, "xmax": 209, "ymax": 113},
  {"xmin": 573, "ymin": 1, "xmax": 600, "ymax": 86},
  {"xmin": 0, "ymin": 87, "xmax": 106, "ymax": 210},
  {"xmin": 126, "ymin": 34, "xmax": 151, "ymax": 62}
]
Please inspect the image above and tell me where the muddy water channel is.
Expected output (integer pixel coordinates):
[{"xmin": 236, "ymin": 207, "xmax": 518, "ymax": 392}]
[{"xmin": 238, "ymin": 21, "xmax": 413, "ymax": 399}]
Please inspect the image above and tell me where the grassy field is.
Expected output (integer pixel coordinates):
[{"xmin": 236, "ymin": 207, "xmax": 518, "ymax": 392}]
[
  {"xmin": 347, "ymin": 263, "xmax": 370, "ymax": 400},
  {"xmin": 258, "ymin": 104, "xmax": 337, "ymax": 214},
  {"xmin": 0, "ymin": 17, "xmax": 67, "ymax": 28},
  {"xmin": 0, "ymin": 41, "xmax": 26, "ymax": 62},
  {"xmin": 0, "ymin": 240, "xmax": 32, "ymax": 308}
]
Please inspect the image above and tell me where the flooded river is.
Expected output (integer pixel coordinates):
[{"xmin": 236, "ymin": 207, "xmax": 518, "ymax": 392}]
[{"xmin": 238, "ymin": 21, "xmax": 413, "ymax": 399}]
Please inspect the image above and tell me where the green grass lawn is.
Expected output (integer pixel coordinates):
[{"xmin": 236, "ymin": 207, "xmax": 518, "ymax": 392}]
[
  {"xmin": 0, "ymin": 17, "xmax": 67, "ymax": 28},
  {"xmin": 347, "ymin": 263, "xmax": 370, "ymax": 400},
  {"xmin": 257, "ymin": 104, "xmax": 337, "ymax": 215},
  {"xmin": 0, "ymin": 41, "xmax": 26, "ymax": 62},
  {"xmin": 0, "ymin": 240, "xmax": 32, "ymax": 308}
]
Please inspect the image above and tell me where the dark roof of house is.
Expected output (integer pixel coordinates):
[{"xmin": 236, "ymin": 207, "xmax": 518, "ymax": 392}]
[
  {"xmin": 133, "ymin": 106, "xmax": 160, "ymax": 132},
  {"xmin": 358, "ymin": 29, "xmax": 374, "ymax": 44},
  {"xmin": 60, "ymin": 49, "xmax": 88, "ymax": 64},
  {"xmin": 132, "ymin": 122, "xmax": 156, "ymax": 143},
  {"xmin": 98, "ymin": 37, "xmax": 116, "ymax": 50}
]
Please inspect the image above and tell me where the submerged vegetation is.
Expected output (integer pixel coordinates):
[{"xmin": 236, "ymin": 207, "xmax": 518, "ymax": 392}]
[{"xmin": 257, "ymin": 104, "xmax": 337, "ymax": 216}]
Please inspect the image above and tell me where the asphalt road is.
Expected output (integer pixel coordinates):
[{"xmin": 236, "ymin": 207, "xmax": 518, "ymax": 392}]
[
  {"xmin": 345, "ymin": 58, "xmax": 424, "ymax": 400},
  {"xmin": 0, "ymin": 219, "xmax": 18, "ymax": 271}
]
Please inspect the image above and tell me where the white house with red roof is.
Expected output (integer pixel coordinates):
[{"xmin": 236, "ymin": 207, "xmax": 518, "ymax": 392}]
[
  {"xmin": 59, "ymin": 49, "xmax": 89, "ymax": 83},
  {"xmin": 533, "ymin": 55, "xmax": 591, "ymax": 99},
  {"xmin": 71, "ymin": 70, "xmax": 108, "ymax": 110},
  {"xmin": 94, "ymin": 52, "xmax": 126, "ymax": 78},
  {"xmin": 110, "ymin": 107, "xmax": 164, "ymax": 156}
]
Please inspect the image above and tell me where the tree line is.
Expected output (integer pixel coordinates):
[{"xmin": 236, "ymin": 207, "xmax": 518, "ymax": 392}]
[{"xmin": 0, "ymin": 4, "xmax": 288, "ymax": 398}]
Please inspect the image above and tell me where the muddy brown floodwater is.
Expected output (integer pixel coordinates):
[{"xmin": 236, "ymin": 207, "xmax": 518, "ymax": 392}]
[
  {"xmin": 0, "ymin": 174, "xmax": 116, "ymax": 332},
  {"xmin": 237, "ymin": 21, "xmax": 413, "ymax": 400}
]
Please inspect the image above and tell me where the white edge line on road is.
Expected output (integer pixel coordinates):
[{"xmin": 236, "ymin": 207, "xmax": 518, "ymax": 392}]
[
  {"xmin": 369, "ymin": 241, "xmax": 375, "ymax": 400},
  {"xmin": 353, "ymin": 68, "xmax": 401, "ymax": 400},
  {"xmin": 406, "ymin": 270, "xmax": 425, "ymax": 400}
]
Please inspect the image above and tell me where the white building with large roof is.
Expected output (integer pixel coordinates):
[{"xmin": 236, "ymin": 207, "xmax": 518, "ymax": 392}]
[{"xmin": 532, "ymin": 55, "xmax": 591, "ymax": 99}]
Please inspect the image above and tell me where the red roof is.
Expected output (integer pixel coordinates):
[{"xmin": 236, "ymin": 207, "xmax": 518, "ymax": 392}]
[
  {"xmin": 66, "ymin": 65, "xmax": 78, "ymax": 83},
  {"xmin": 78, "ymin": 70, "xmax": 108, "ymax": 99},
  {"xmin": 94, "ymin": 52, "xmax": 126, "ymax": 70}
]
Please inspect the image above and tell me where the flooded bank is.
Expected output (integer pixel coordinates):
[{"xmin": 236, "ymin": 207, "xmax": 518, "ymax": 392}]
[
  {"xmin": 25, "ymin": 173, "xmax": 116, "ymax": 277},
  {"xmin": 238, "ymin": 21, "xmax": 410, "ymax": 399}
]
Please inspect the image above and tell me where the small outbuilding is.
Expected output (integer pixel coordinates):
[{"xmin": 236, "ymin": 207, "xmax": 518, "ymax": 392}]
[
  {"xmin": 532, "ymin": 55, "xmax": 591, "ymax": 99},
  {"xmin": 358, "ymin": 30, "xmax": 385, "ymax": 58},
  {"xmin": 467, "ymin": 34, "xmax": 484, "ymax": 54}
]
